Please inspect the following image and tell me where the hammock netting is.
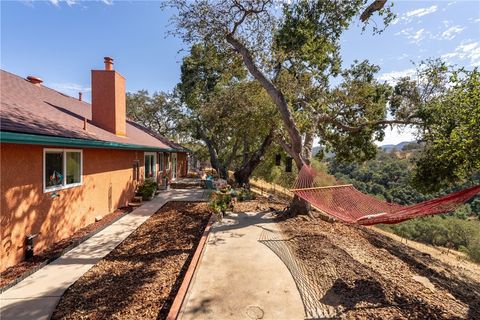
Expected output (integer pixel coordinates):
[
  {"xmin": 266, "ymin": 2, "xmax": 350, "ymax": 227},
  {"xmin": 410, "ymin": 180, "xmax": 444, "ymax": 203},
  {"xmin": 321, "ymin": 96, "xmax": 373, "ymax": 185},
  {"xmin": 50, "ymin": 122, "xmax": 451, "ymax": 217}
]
[{"xmin": 291, "ymin": 165, "xmax": 480, "ymax": 226}]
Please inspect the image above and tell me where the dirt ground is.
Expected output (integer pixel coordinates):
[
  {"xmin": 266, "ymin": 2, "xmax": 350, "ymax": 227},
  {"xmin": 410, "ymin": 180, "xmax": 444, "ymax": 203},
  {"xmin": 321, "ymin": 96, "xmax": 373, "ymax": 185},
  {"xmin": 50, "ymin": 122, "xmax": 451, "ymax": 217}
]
[
  {"xmin": 277, "ymin": 215, "xmax": 480, "ymax": 319},
  {"xmin": 0, "ymin": 206, "xmax": 134, "ymax": 290},
  {"xmin": 50, "ymin": 202, "xmax": 211, "ymax": 320}
]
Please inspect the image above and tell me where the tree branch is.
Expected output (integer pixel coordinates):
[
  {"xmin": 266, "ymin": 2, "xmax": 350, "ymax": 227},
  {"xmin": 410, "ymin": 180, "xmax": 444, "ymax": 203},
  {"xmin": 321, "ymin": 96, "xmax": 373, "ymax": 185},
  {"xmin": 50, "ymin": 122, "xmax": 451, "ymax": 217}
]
[
  {"xmin": 317, "ymin": 114, "xmax": 423, "ymax": 133},
  {"xmin": 360, "ymin": 0, "xmax": 387, "ymax": 23},
  {"xmin": 226, "ymin": 34, "xmax": 305, "ymax": 167}
]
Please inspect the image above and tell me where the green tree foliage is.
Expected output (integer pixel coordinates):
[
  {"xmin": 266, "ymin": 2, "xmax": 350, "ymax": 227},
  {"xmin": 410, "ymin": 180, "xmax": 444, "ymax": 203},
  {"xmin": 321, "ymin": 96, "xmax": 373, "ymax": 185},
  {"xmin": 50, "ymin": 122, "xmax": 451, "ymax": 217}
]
[
  {"xmin": 328, "ymin": 148, "xmax": 480, "ymax": 210},
  {"xmin": 177, "ymin": 44, "xmax": 278, "ymax": 181},
  {"xmin": 410, "ymin": 68, "xmax": 480, "ymax": 191},
  {"xmin": 126, "ymin": 90, "xmax": 182, "ymax": 139},
  {"xmin": 380, "ymin": 217, "xmax": 480, "ymax": 263},
  {"xmin": 167, "ymin": 1, "xmax": 478, "ymax": 214}
]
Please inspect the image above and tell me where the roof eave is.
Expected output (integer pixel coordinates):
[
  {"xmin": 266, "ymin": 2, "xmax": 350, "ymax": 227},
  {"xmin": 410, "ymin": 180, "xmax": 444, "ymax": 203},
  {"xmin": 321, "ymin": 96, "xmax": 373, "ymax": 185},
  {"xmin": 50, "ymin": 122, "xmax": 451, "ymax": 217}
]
[{"xmin": 0, "ymin": 131, "xmax": 185, "ymax": 153}]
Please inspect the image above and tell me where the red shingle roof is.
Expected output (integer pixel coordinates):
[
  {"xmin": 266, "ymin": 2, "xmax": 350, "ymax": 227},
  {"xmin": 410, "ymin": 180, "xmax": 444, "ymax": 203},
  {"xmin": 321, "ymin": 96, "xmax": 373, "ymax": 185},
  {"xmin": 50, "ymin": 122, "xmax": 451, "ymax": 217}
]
[{"xmin": 0, "ymin": 70, "xmax": 185, "ymax": 151}]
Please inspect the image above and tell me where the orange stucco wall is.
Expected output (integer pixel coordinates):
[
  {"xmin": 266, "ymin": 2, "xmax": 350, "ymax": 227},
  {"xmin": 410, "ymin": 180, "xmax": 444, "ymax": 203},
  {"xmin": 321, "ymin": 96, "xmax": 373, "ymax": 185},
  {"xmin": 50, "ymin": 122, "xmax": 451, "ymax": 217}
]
[
  {"xmin": 0, "ymin": 144, "xmax": 188, "ymax": 271},
  {"xmin": 1, "ymin": 144, "xmax": 138, "ymax": 271}
]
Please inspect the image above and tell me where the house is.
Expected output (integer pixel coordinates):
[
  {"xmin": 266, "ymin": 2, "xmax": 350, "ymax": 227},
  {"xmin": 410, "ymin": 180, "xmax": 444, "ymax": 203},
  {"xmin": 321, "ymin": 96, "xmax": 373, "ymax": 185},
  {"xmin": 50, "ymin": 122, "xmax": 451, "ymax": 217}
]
[{"xmin": 0, "ymin": 57, "xmax": 189, "ymax": 271}]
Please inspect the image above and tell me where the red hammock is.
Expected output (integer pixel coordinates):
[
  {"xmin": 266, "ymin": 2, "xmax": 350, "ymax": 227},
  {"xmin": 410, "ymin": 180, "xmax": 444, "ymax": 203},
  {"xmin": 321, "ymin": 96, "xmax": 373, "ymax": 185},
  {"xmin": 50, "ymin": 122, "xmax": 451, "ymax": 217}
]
[{"xmin": 291, "ymin": 165, "xmax": 480, "ymax": 226}]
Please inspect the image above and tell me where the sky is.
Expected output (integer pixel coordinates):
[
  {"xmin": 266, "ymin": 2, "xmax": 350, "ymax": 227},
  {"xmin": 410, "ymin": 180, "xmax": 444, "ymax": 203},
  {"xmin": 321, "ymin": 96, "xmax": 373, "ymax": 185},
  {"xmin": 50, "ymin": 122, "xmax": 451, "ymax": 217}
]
[{"xmin": 1, "ymin": 0, "xmax": 479, "ymax": 145}]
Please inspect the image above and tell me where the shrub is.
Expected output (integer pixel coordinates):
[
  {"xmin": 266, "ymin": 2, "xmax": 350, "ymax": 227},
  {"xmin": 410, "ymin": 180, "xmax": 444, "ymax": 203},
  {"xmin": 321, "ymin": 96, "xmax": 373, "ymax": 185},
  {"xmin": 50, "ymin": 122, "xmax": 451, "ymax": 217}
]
[
  {"xmin": 237, "ymin": 188, "xmax": 255, "ymax": 201},
  {"xmin": 137, "ymin": 178, "xmax": 157, "ymax": 200},
  {"xmin": 467, "ymin": 239, "xmax": 480, "ymax": 263},
  {"xmin": 209, "ymin": 191, "xmax": 232, "ymax": 218},
  {"xmin": 388, "ymin": 216, "xmax": 480, "ymax": 262}
]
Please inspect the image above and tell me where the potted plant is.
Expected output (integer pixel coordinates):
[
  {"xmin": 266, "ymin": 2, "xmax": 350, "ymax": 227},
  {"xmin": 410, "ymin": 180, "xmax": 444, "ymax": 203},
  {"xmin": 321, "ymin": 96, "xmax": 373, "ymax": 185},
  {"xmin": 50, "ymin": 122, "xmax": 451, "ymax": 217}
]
[{"xmin": 137, "ymin": 178, "xmax": 157, "ymax": 201}]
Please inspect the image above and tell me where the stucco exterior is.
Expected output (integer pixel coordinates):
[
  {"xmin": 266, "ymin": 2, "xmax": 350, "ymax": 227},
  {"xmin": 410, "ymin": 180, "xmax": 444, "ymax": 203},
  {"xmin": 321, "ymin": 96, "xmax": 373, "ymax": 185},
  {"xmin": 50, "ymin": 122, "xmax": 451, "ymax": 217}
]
[
  {"xmin": 0, "ymin": 143, "xmax": 187, "ymax": 271},
  {"xmin": 91, "ymin": 69, "xmax": 127, "ymax": 136}
]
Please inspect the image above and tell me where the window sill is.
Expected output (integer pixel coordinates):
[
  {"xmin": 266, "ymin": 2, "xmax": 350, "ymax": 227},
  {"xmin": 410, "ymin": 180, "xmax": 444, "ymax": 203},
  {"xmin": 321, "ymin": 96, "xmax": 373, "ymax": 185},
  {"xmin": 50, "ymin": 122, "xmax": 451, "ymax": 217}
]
[{"xmin": 44, "ymin": 182, "xmax": 82, "ymax": 193}]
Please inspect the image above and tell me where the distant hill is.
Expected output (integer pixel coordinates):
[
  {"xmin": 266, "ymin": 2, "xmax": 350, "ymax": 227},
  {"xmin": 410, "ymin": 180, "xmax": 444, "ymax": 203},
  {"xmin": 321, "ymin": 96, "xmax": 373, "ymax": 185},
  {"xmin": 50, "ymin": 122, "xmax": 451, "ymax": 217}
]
[
  {"xmin": 312, "ymin": 141, "xmax": 421, "ymax": 157},
  {"xmin": 380, "ymin": 141, "xmax": 422, "ymax": 152}
]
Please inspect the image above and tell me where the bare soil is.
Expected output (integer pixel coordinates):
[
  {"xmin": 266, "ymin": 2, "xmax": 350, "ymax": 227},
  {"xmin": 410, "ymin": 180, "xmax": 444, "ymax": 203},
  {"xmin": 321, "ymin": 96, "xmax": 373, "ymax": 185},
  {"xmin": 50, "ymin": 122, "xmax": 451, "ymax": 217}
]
[
  {"xmin": 0, "ymin": 206, "xmax": 134, "ymax": 291},
  {"xmin": 50, "ymin": 202, "xmax": 211, "ymax": 320},
  {"xmin": 277, "ymin": 215, "xmax": 480, "ymax": 319}
]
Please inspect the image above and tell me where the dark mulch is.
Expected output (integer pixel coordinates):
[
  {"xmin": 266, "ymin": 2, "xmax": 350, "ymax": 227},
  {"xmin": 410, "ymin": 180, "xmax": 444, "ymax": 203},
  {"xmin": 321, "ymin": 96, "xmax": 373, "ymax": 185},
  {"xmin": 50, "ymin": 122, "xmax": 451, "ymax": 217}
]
[
  {"xmin": 277, "ymin": 216, "xmax": 480, "ymax": 319},
  {"xmin": 51, "ymin": 201, "xmax": 211, "ymax": 320},
  {"xmin": 0, "ymin": 206, "xmax": 134, "ymax": 291}
]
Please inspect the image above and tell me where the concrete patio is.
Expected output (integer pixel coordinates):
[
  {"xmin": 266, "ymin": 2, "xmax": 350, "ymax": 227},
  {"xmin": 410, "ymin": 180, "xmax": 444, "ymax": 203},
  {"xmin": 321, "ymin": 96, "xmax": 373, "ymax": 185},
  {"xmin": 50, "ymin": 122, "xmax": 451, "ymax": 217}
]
[{"xmin": 0, "ymin": 189, "xmax": 207, "ymax": 320}]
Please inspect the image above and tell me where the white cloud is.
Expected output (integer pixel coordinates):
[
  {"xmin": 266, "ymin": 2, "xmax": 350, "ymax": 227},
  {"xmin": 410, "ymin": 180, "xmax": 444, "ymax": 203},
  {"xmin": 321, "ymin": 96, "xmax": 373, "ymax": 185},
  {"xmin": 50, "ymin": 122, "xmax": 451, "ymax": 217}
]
[
  {"xmin": 48, "ymin": 0, "xmax": 110, "ymax": 6},
  {"xmin": 441, "ymin": 41, "xmax": 480, "ymax": 66},
  {"xmin": 405, "ymin": 5, "xmax": 438, "ymax": 18},
  {"xmin": 394, "ymin": 5, "xmax": 438, "ymax": 25},
  {"xmin": 395, "ymin": 27, "xmax": 428, "ymax": 44},
  {"xmin": 377, "ymin": 68, "xmax": 416, "ymax": 84},
  {"xmin": 440, "ymin": 25, "xmax": 465, "ymax": 40},
  {"xmin": 410, "ymin": 28, "xmax": 426, "ymax": 43},
  {"xmin": 50, "ymin": 83, "xmax": 91, "ymax": 97}
]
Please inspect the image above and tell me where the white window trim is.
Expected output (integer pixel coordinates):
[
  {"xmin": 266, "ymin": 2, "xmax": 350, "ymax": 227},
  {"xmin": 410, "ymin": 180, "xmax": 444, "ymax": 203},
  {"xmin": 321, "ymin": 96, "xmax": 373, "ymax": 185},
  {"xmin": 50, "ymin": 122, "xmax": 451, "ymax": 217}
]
[
  {"xmin": 144, "ymin": 152, "xmax": 157, "ymax": 178},
  {"xmin": 43, "ymin": 148, "xmax": 83, "ymax": 193}
]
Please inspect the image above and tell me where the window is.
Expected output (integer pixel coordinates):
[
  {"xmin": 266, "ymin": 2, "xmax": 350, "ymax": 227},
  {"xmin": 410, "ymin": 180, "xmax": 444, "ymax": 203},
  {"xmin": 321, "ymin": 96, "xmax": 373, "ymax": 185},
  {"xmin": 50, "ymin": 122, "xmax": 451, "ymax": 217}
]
[
  {"xmin": 144, "ymin": 152, "xmax": 156, "ymax": 178},
  {"xmin": 159, "ymin": 153, "xmax": 164, "ymax": 171},
  {"xmin": 66, "ymin": 151, "xmax": 81, "ymax": 184},
  {"xmin": 44, "ymin": 149, "xmax": 82, "ymax": 192},
  {"xmin": 165, "ymin": 153, "xmax": 170, "ymax": 170}
]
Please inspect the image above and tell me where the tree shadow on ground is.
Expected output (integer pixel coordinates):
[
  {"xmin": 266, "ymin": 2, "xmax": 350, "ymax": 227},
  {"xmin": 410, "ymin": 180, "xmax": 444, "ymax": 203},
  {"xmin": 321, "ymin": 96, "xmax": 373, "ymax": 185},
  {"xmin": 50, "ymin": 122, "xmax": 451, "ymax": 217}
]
[
  {"xmin": 321, "ymin": 278, "xmax": 387, "ymax": 310},
  {"xmin": 360, "ymin": 226, "xmax": 480, "ymax": 319}
]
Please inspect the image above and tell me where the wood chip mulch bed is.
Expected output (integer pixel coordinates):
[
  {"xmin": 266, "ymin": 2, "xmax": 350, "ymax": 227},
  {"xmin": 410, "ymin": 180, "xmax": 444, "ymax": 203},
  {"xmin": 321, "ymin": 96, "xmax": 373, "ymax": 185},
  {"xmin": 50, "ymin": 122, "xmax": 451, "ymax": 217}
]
[
  {"xmin": 277, "ymin": 215, "xmax": 480, "ymax": 319},
  {"xmin": 0, "ymin": 206, "xmax": 134, "ymax": 292},
  {"xmin": 51, "ymin": 201, "xmax": 211, "ymax": 320}
]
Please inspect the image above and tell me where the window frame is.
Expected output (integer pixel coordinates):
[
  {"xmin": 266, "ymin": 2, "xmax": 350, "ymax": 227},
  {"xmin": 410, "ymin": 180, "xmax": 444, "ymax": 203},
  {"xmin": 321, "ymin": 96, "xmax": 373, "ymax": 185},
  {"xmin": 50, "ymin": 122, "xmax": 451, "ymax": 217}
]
[
  {"xmin": 165, "ymin": 153, "xmax": 170, "ymax": 170},
  {"xmin": 159, "ymin": 152, "xmax": 164, "ymax": 172},
  {"xmin": 144, "ymin": 152, "xmax": 157, "ymax": 179},
  {"xmin": 43, "ymin": 148, "xmax": 83, "ymax": 193}
]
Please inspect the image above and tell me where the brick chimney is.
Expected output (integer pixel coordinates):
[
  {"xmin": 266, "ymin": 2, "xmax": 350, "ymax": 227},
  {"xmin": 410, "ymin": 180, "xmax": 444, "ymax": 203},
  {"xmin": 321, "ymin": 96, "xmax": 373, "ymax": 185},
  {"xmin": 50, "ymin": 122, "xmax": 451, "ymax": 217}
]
[{"xmin": 91, "ymin": 57, "xmax": 126, "ymax": 136}]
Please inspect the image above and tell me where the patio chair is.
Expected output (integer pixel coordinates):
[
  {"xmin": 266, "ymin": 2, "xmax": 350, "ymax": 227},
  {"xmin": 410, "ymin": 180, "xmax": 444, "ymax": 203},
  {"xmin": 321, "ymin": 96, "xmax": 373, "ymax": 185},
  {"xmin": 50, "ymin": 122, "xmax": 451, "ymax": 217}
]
[{"xmin": 204, "ymin": 179, "xmax": 216, "ymax": 190}]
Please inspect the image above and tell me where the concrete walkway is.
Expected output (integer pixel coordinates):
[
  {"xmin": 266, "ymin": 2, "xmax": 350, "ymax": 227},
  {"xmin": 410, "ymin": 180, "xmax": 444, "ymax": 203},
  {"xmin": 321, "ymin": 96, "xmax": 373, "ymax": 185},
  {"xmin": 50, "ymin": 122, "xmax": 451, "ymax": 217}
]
[
  {"xmin": 0, "ymin": 189, "xmax": 207, "ymax": 320},
  {"xmin": 179, "ymin": 211, "xmax": 305, "ymax": 320}
]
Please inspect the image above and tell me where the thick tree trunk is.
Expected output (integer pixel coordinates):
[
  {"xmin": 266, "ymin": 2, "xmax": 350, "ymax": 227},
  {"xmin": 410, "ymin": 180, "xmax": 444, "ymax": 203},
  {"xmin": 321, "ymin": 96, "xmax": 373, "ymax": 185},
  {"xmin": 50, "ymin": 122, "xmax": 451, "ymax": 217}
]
[
  {"xmin": 226, "ymin": 34, "xmax": 311, "ymax": 215},
  {"xmin": 218, "ymin": 166, "xmax": 228, "ymax": 180},
  {"xmin": 233, "ymin": 169, "xmax": 250, "ymax": 186},
  {"xmin": 234, "ymin": 128, "xmax": 274, "ymax": 186},
  {"xmin": 203, "ymin": 137, "xmax": 228, "ymax": 179},
  {"xmin": 289, "ymin": 195, "xmax": 311, "ymax": 216}
]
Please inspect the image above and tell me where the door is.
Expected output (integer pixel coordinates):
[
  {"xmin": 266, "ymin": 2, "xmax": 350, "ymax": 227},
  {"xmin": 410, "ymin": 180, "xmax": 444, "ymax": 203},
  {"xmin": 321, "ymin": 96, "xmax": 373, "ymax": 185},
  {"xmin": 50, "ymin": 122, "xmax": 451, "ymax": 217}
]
[{"xmin": 171, "ymin": 153, "xmax": 177, "ymax": 181}]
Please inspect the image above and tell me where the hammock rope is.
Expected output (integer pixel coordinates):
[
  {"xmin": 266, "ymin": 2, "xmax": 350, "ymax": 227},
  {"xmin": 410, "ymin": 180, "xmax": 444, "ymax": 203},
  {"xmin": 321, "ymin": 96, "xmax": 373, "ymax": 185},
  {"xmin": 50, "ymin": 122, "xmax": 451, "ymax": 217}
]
[{"xmin": 291, "ymin": 165, "xmax": 480, "ymax": 226}]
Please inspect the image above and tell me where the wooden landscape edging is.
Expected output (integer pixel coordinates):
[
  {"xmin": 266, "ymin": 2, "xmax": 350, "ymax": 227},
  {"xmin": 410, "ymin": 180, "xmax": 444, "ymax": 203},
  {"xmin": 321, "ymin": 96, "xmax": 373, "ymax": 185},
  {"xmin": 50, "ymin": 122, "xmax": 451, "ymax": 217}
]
[{"xmin": 166, "ymin": 214, "xmax": 216, "ymax": 320}]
